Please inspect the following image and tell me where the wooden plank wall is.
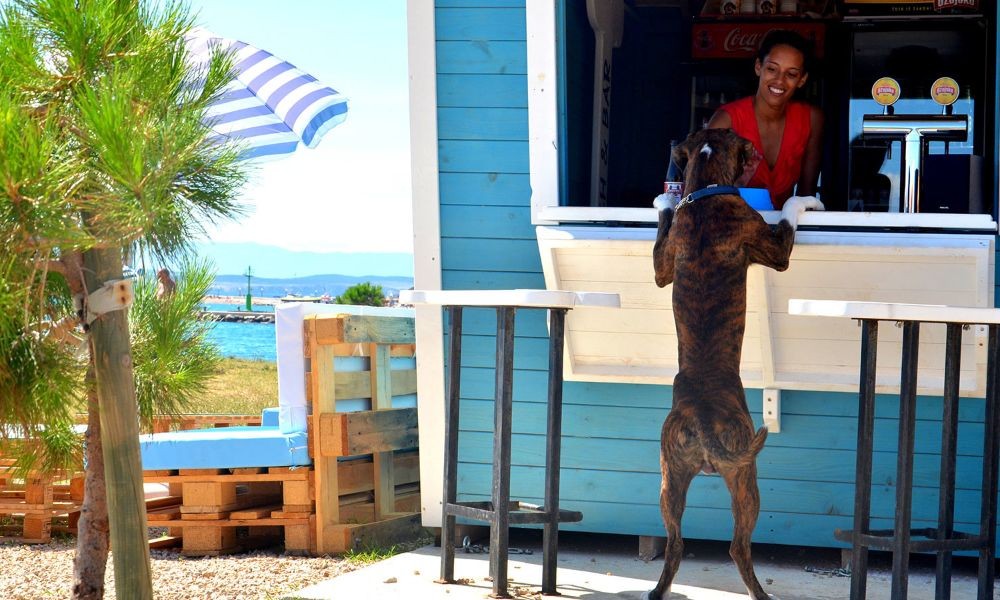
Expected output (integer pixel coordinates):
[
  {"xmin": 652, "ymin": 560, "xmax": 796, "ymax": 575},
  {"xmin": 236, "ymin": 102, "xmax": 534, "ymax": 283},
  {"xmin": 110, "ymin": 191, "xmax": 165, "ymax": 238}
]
[{"xmin": 433, "ymin": 0, "xmax": 1000, "ymax": 553}]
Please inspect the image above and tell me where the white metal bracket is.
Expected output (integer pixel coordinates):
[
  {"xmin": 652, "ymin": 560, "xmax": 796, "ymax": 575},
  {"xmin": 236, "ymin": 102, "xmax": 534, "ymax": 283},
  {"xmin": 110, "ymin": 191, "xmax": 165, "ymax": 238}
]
[
  {"xmin": 84, "ymin": 279, "xmax": 134, "ymax": 326},
  {"xmin": 763, "ymin": 388, "xmax": 781, "ymax": 433}
]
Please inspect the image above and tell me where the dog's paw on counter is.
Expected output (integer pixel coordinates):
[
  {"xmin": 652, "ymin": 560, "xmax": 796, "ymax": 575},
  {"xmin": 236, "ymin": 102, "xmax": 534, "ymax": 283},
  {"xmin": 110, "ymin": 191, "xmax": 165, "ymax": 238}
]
[
  {"xmin": 780, "ymin": 195, "xmax": 825, "ymax": 230},
  {"xmin": 653, "ymin": 193, "xmax": 677, "ymax": 213}
]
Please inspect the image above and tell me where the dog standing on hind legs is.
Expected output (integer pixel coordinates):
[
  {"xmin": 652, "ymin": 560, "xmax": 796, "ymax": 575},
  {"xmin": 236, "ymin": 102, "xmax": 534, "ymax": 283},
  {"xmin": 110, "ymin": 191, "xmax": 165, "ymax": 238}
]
[{"xmin": 644, "ymin": 128, "xmax": 823, "ymax": 600}]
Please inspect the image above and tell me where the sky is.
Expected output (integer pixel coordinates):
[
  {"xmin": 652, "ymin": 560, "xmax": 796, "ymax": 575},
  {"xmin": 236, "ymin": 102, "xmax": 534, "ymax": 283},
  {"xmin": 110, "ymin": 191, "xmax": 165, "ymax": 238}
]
[{"xmin": 187, "ymin": 1, "xmax": 413, "ymax": 256}]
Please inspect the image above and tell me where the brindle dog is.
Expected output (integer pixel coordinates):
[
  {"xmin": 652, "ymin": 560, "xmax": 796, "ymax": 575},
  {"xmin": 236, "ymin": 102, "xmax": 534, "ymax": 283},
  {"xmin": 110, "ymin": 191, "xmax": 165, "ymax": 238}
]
[{"xmin": 646, "ymin": 128, "xmax": 823, "ymax": 600}]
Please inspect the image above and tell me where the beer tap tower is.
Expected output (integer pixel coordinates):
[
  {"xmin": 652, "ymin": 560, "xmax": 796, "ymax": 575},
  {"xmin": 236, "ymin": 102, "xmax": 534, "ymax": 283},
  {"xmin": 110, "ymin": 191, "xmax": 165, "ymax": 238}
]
[{"xmin": 861, "ymin": 77, "xmax": 969, "ymax": 213}]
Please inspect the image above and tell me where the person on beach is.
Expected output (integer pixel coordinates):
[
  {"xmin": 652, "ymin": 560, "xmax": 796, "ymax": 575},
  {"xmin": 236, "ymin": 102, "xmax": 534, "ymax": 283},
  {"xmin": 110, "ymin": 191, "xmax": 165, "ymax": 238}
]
[{"xmin": 156, "ymin": 268, "xmax": 176, "ymax": 299}]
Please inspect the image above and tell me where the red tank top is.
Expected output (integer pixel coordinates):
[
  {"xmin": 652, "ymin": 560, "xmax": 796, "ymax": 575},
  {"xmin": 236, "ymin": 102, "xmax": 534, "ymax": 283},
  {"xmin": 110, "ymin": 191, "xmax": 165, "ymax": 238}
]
[{"xmin": 720, "ymin": 96, "xmax": 812, "ymax": 209}]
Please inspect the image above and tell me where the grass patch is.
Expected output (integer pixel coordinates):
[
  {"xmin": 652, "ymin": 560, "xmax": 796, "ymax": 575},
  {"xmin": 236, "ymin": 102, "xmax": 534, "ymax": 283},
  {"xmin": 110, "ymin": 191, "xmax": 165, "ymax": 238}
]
[
  {"xmin": 193, "ymin": 358, "xmax": 278, "ymax": 415},
  {"xmin": 343, "ymin": 544, "xmax": 399, "ymax": 566}
]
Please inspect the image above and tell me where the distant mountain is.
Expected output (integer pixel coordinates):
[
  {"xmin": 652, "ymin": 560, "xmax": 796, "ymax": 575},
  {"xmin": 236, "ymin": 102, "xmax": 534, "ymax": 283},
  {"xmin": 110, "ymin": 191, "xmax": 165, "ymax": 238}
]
[
  {"xmin": 211, "ymin": 273, "xmax": 413, "ymax": 299},
  {"xmin": 195, "ymin": 241, "xmax": 414, "ymax": 279}
]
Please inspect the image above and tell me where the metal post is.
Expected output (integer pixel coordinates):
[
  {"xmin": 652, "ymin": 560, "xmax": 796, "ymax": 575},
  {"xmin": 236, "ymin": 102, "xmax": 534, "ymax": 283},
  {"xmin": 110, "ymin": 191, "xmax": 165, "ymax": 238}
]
[
  {"xmin": 977, "ymin": 325, "xmax": 1000, "ymax": 600},
  {"xmin": 850, "ymin": 319, "xmax": 879, "ymax": 600},
  {"xmin": 891, "ymin": 321, "xmax": 920, "ymax": 600},
  {"xmin": 490, "ymin": 307, "xmax": 516, "ymax": 598},
  {"xmin": 439, "ymin": 307, "xmax": 463, "ymax": 584},
  {"xmin": 542, "ymin": 308, "xmax": 567, "ymax": 594},
  {"xmin": 936, "ymin": 323, "xmax": 962, "ymax": 599}
]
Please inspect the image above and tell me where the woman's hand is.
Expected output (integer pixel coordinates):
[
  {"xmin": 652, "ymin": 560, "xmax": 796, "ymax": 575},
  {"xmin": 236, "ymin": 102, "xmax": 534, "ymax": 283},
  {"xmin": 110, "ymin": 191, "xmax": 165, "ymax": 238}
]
[{"xmin": 736, "ymin": 147, "xmax": 763, "ymax": 187}]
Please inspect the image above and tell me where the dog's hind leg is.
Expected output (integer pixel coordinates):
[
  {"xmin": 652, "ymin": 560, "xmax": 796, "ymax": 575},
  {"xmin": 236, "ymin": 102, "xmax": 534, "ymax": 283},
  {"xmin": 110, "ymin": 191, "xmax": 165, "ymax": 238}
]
[
  {"xmin": 721, "ymin": 464, "xmax": 769, "ymax": 599},
  {"xmin": 646, "ymin": 456, "xmax": 698, "ymax": 600}
]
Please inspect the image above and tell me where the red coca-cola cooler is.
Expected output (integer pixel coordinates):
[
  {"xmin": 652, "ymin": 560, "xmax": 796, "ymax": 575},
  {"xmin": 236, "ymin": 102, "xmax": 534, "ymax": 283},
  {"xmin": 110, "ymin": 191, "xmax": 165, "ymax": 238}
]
[{"xmin": 688, "ymin": 20, "xmax": 827, "ymax": 131}]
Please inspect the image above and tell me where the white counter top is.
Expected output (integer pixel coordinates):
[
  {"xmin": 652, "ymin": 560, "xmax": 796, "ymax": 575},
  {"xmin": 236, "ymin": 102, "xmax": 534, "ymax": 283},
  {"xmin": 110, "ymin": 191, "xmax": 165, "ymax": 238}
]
[
  {"xmin": 535, "ymin": 207, "xmax": 997, "ymax": 232},
  {"xmin": 789, "ymin": 299, "xmax": 1000, "ymax": 325},
  {"xmin": 401, "ymin": 289, "xmax": 621, "ymax": 309}
]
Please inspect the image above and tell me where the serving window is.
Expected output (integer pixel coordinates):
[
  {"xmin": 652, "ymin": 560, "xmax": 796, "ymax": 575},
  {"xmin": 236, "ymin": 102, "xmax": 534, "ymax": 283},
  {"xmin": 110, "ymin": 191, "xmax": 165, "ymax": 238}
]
[
  {"xmin": 527, "ymin": 1, "xmax": 997, "ymax": 226},
  {"xmin": 526, "ymin": 2, "xmax": 997, "ymax": 397}
]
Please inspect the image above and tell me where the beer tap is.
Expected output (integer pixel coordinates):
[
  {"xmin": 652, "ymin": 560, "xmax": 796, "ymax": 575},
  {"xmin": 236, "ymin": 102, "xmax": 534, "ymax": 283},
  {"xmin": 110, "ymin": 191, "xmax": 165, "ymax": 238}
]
[{"xmin": 861, "ymin": 77, "xmax": 968, "ymax": 213}]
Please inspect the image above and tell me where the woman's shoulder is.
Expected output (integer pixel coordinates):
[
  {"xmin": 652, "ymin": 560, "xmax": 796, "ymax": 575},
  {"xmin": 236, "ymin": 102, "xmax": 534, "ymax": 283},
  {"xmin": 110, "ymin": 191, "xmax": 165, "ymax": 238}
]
[
  {"xmin": 716, "ymin": 96, "xmax": 754, "ymax": 131},
  {"xmin": 719, "ymin": 95, "xmax": 754, "ymax": 114}
]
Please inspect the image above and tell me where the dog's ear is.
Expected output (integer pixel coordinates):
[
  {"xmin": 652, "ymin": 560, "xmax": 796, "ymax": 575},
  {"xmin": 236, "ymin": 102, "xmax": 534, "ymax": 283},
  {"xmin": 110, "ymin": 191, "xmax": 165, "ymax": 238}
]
[{"xmin": 672, "ymin": 135, "xmax": 698, "ymax": 176}]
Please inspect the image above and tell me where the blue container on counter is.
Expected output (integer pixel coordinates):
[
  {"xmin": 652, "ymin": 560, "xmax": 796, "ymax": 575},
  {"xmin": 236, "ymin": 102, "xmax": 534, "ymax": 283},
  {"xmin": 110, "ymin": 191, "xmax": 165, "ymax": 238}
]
[{"xmin": 739, "ymin": 187, "xmax": 774, "ymax": 211}]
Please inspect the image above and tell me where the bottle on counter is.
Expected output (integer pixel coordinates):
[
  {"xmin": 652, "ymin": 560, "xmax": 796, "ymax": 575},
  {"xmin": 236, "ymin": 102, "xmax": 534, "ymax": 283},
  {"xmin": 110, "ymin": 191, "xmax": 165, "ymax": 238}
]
[{"xmin": 664, "ymin": 139, "xmax": 685, "ymax": 204}]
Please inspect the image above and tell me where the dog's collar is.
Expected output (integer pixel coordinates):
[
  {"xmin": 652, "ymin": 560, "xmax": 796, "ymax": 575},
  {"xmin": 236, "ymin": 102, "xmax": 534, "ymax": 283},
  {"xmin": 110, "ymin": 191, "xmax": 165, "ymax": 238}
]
[{"xmin": 675, "ymin": 185, "xmax": 740, "ymax": 210}]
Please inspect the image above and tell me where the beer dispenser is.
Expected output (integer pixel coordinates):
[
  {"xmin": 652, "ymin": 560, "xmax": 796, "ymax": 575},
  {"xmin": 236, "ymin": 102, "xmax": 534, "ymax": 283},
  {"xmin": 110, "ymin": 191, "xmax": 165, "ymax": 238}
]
[
  {"xmin": 860, "ymin": 77, "xmax": 968, "ymax": 213},
  {"xmin": 844, "ymin": 17, "xmax": 986, "ymax": 214}
]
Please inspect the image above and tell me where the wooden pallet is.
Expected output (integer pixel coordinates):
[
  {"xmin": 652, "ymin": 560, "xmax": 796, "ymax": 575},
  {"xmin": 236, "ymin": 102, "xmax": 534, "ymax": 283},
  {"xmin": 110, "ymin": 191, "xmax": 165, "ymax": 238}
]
[
  {"xmin": 143, "ymin": 466, "xmax": 309, "ymax": 556},
  {"xmin": 0, "ymin": 461, "xmax": 84, "ymax": 543},
  {"xmin": 305, "ymin": 313, "xmax": 425, "ymax": 554},
  {"xmin": 142, "ymin": 451, "xmax": 421, "ymax": 556}
]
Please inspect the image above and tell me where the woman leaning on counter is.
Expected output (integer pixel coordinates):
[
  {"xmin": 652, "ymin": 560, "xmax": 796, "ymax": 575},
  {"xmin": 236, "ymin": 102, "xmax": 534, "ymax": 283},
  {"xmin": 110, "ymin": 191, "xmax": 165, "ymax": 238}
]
[{"xmin": 708, "ymin": 29, "xmax": 823, "ymax": 210}]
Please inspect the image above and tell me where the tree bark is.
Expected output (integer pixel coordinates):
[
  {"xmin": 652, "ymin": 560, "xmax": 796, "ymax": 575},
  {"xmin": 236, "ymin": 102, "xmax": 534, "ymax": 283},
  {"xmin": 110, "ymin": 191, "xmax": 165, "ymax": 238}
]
[
  {"xmin": 71, "ymin": 366, "xmax": 110, "ymax": 600},
  {"xmin": 81, "ymin": 246, "xmax": 153, "ymax": 599}
]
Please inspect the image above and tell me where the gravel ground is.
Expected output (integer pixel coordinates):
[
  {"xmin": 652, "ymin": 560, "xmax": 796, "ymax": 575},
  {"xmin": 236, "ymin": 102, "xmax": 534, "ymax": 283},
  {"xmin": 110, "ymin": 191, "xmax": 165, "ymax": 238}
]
[{"xmin": 0, "ymin": 537, "xmax": 357, "ymax": 599}]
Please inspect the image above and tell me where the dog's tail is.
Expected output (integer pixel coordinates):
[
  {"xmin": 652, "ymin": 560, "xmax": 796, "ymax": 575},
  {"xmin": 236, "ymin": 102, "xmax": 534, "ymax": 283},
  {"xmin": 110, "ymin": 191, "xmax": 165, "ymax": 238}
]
[{"xmin": 696, "ymin": 425, "xmax": 768, "ymax": 470}]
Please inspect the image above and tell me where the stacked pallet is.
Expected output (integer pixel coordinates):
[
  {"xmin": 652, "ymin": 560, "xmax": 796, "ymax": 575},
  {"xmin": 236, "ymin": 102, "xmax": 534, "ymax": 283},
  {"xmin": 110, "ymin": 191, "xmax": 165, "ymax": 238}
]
[
  {"xmin": 137, "ymin": 312, "xmax": 424, "ymax": 556},
  {"xmin": 305, "ymin": 313, "xmax": 424, "ymax": 554},
  {"xmin": 0, "ymin": 459, "xmax": 84, "ymax": 543},
  {"xmin": 143, "ymin": 466, "xmax": 312, "ymax": 555}
]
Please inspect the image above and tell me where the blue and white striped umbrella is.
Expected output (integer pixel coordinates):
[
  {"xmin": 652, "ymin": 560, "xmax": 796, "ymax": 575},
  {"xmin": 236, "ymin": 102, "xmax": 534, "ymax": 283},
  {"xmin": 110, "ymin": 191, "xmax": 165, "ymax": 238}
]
[{"xmin": 187, "ymin": 28, "xmax": 348, "ymax": 161}]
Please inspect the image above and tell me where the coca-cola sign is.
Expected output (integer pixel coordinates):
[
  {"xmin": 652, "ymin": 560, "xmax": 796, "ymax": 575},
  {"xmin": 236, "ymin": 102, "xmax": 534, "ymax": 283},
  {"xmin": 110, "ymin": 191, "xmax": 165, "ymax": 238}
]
[{"xmin": 692, "ymin": 22, "xmax": 825, "ymax": 59}]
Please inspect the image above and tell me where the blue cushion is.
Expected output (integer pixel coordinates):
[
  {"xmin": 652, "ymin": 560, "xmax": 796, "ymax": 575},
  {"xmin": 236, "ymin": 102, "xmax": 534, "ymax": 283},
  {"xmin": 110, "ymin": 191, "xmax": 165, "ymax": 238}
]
[
  {"xmin": 261, "ymin": 407, "xmax": 280, "ymax": 427},
  {"xmin": 139, "ymin": 426, "xmax": 310, "ymax": 470}
]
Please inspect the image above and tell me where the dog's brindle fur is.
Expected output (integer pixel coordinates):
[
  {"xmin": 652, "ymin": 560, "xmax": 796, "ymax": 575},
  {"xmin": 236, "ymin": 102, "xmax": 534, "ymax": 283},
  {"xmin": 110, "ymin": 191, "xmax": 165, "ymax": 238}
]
[{"xmin": 649, "ymin": 129, "xmax": 802, "ymax": 600}]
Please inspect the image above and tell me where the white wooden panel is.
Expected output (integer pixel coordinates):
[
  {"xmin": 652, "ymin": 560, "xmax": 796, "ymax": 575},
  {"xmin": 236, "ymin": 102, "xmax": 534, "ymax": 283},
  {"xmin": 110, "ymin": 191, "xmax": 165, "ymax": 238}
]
[
  {"xmin": 537, "ymin": 228, "xmax": 994, "ymax": 396},
  {"xmin": 568, "ymin": 306, "xmax": 763, "ymax": 338}
]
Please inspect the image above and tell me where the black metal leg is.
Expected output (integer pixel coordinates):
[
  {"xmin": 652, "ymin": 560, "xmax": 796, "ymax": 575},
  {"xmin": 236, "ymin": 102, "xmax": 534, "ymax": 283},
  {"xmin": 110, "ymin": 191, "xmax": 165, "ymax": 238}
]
[
  {"xmin": 850, "ymin": 319, "xmax": 878, "ymax": 600},
  {"xmin": 440, "ymin": 307, "xmax": 463, "ymax": 584},
  {"xmin": 891, "ymin": 321, "xmax": 920, "ymax": 600},
  {"xmin": 542, "ymin": 308, "xmax": 567, "ymax": 595},
  {"xmin": 935, "ymin": 323, "xmax": 962, "ymax": 600},
  {"xmin": 977, "ymin": 325, "xmax": 1000, "ymax": 600},
  {"xmin": 490, "ymin": 307, "xmax": 516, "ymax": 598}
]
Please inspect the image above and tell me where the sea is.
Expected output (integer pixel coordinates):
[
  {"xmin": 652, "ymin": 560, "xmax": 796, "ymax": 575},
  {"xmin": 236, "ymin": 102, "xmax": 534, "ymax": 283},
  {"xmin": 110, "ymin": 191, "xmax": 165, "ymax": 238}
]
[{"xmin": 201, "ymin": 302, "xmax": 276, "ymax": 362}]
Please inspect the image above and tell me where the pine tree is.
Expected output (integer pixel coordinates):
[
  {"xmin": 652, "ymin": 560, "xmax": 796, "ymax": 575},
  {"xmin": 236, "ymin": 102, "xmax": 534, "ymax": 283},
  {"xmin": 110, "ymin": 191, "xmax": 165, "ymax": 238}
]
[
  {"xmin": 0, "ymin": 1, "xmax": 246, "ymax": 597},
  {"xmin": 336, "ymin": 282, "xmax": 386, "ymax": 307}
]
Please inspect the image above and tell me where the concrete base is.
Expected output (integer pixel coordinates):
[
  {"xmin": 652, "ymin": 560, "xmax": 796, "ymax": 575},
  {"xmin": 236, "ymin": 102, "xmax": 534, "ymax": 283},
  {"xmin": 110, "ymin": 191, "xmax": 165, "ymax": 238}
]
[{"xmin": 286, "ymin": 531, "xmax": 986, "ymax": 600}]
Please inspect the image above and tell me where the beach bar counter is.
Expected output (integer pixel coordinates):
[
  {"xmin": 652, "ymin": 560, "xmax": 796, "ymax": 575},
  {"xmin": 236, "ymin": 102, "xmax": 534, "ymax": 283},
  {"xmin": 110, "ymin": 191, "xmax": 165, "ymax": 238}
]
[{"xmin": 407, "ymin": 0, "xmax": 1000, "ymax": 556}]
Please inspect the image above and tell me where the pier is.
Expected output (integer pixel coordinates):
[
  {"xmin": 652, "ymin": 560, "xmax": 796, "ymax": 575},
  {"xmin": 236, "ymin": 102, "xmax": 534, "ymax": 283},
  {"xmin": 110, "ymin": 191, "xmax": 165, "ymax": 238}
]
[{"xmin": 199, "ymin": 310, "xmax": 275, "ymax": 323}]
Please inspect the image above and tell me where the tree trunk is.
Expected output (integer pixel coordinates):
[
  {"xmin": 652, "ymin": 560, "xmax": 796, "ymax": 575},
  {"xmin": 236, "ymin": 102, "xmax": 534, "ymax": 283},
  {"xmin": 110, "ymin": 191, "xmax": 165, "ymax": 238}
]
[
  {"xmin": 81, "ymin": 246, "xmax": 153, "ymax": 599},
  {"xmin": 72, "ymin": 367, "xmax": 110, "ymax": 600}
]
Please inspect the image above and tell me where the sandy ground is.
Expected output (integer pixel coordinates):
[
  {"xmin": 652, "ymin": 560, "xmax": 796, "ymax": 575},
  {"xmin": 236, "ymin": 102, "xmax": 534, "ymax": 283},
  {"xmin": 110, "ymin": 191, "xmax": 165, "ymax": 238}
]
[{"xmin": 0, "ymin": 537, "xmax": 355, "ymax": 600}]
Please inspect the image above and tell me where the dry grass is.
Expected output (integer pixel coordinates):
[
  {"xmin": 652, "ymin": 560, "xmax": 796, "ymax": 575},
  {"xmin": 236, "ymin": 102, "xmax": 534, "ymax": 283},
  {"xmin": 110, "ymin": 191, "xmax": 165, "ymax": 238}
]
[{"xmin": 194, "ymin": 358, "xmax": 279, "ymax": 415}]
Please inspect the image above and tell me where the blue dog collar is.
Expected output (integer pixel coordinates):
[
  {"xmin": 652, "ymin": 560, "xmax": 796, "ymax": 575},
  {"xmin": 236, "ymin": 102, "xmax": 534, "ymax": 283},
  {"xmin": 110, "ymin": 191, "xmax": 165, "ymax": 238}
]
[{"xmin": 676, "ymin": 185, "xmax": 741, "ymax": 210}]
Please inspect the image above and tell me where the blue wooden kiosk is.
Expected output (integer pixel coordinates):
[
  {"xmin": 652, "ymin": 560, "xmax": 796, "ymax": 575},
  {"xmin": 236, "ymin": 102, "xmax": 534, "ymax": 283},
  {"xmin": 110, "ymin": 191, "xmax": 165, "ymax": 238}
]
[{"xmin": 406, "ymin": 0, "xmax": 1000, "ymax": 560}]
